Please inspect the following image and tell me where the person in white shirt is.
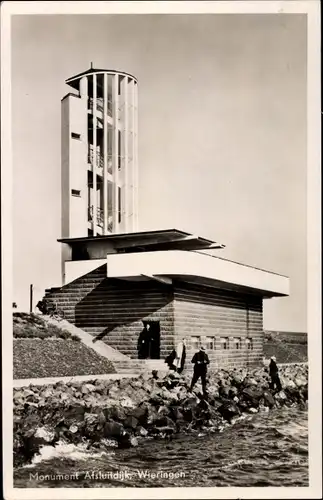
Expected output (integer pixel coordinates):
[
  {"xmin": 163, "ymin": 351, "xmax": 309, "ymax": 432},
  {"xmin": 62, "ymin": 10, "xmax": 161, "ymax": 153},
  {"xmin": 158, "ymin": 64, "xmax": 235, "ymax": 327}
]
[{"xmin": 173, "ymin": 339, "xmax": 187, "ymax": 373}]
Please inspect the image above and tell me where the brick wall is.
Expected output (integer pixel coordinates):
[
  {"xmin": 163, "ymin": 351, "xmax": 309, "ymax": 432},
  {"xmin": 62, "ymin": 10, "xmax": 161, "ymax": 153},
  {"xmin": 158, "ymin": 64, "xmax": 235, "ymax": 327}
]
[
  {"xmin": 46, "ymin": 267, "xmax": 264, "ymax": 368},
  {"xmin": 46, "ymin": 265, "xmax": 176, "ymax": 359},
  {"xmin": 173, "ymin": 281, "xmax": 263, "ymax": 369}
]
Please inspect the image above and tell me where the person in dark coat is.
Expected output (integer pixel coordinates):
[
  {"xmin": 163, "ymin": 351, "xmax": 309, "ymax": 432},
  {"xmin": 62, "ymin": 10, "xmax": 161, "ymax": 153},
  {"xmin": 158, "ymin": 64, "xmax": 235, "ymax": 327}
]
[
  {"xmin": 190, "ymin": 346, "xmax": 210, "ymax": 397},
  {"xmin": 137, "ymin": 323, "xmax": 150, "ymax": 359},
  {"xmin": 178, "ymin": 340, "xmax": 186, "ymax": 374},
  {"xmin": 269, "ymin": 355, "xmax": 282, "ymax": 392},
  {"xmin": 165, "ymin": 350, "xmax": 177, "ymax": 371}
]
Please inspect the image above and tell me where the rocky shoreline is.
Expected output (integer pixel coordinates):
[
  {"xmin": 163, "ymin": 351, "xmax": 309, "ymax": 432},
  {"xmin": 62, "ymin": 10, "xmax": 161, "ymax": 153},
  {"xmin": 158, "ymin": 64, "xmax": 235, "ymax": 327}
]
[{"xmin": 13, "ymin": 363, "xmax": 308, "ymax": 468}]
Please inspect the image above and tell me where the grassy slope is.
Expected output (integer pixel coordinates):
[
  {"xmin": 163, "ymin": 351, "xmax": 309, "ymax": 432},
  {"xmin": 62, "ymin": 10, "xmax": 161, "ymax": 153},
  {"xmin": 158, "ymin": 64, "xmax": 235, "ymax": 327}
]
[
  {"xmin": 13, "ymin": 313, "xmax": 116, "ymax": 379},
  {"xmin": 13, "ymin": 312, "xmax": 75, "ymax": 340},
  {"xmin": 13, "ymin": 339, "xmax": 116, "ymax": 379},
  {"xmin": 263, "ymin": 331, "xmax": 307, "ymax": 363}
]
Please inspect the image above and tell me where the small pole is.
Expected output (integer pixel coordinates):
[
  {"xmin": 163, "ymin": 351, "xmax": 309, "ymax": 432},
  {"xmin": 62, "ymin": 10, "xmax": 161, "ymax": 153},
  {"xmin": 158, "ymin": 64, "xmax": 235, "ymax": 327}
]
[{"xmin": 29, "ymin": 284, "xmax": 33, "ymax": 313}]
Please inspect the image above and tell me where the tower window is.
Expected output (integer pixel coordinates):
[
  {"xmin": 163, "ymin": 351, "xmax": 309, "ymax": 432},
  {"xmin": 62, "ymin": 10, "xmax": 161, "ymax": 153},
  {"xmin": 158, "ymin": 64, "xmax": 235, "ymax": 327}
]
[
  {"xmin": 71, "ymin": 132, "xmax": 81, "ymax": 140},
  {"xmin": 118, "ymin": 130, "xmax": 121, "ymax": 170},
  {"xmin": 118, "ymin": 76, "xmax": 123, "ymax": 96},
  {"xmin": 71, "ymin": 189, "xmax": 81, "ymax": 197},
  {"xmin": 118, "ymin": 187, "xmax": 122, "ymax": 223}
]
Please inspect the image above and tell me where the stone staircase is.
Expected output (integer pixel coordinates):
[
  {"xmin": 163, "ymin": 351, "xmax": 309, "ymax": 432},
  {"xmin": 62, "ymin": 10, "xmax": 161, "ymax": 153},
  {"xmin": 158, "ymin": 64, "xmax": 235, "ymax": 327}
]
[
  {"xmin": 44, "ymin": 265, "xmax": 174, "ymax": 360},
  {"xmin": 113, "ymin": 359, "xmax": 169, "ymax": 374},
  {"xmin": 45, "ymin": 316, "xmax": 169, "ymax": 376}
]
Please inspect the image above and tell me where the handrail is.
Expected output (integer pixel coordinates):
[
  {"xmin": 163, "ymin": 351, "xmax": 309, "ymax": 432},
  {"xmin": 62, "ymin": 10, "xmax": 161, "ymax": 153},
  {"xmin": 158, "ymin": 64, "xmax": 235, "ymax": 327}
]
[
  {"xmin": 88, "ymin": 97, "xmax": 113, "ymax": 117},
  {"xmin": 88, "ymin": 205, "xmax": 113, "ymax": 231},
  {"xmin": 88, "ymin": 147, "xmax": 113, "ymax": 173},
  {"xmin": 87, "ymin": 147, "xmax": 104, "ymax": 169}
]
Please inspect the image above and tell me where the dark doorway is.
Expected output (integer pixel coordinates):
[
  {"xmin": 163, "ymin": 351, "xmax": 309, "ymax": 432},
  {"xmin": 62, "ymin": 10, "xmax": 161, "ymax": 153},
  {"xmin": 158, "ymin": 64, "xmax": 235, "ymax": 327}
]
[
  {"xmin": 147, "ymin": 321, "xmax": 160, "ymax": 359},
  {"xmin": 137, "ymin": 321, "xmax": 160, "ymax": 360}
]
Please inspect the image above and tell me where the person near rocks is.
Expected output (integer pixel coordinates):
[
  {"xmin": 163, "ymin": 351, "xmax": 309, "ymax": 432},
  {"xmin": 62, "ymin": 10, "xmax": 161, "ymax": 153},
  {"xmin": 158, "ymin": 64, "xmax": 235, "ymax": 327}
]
[
  {"xmin": 137, "ymin": 322, "xmax": 150, "ymax": 359},
  {"xmin": 165, "ymin": 349, "xmax": 177, "ymax": 371},
  {"xmin": 269, "ymin": 355, "xmax": 282, "ymax": 392},
  {"xmin": 190, "ymin": 346, "xmax": 210, "ymax": 397},
  {"xmin": 174, "ymin": 339, "xmax": 187, "ymax": 374}
]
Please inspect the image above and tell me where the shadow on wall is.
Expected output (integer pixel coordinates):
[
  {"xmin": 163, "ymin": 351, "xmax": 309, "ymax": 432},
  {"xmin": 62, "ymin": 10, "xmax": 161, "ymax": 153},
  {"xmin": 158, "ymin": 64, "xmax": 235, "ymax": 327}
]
[
  {"xmin": 173, "ymin": 281, "xmax": 263, "ymax": 310},
  {"xmin": 74, "ymin": 277, "xmax": 173, "ymax": 343}
]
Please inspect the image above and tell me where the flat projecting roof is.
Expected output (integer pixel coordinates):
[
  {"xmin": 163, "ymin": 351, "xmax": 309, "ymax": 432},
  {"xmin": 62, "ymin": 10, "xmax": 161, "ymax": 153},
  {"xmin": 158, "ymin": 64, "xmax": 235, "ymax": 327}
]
[
  {"xmin": 58, "ymin": 229, "xmax": 225, "ymax": 252},
  {"xmin": 66, "ymin": 67, "xmax": 138, "ymax": 90},
  {"xmin": 106, "ymin": 250, "xmax": 290, "ymax": 298}
]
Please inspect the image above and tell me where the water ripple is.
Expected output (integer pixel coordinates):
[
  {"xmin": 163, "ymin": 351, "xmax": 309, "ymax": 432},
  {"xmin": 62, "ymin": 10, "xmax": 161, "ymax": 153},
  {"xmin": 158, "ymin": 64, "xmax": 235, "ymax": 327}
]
[{"xmin": 14, "ymin": 406, "xmax": 308, "ymax": 488}]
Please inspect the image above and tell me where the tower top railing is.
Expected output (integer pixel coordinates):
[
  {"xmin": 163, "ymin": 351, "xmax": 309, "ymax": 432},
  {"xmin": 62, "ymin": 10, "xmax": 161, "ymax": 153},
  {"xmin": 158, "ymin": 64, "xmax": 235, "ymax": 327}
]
[{"xmin": 88, "ymin": 97, "xmax": 113, "ymax": 118}]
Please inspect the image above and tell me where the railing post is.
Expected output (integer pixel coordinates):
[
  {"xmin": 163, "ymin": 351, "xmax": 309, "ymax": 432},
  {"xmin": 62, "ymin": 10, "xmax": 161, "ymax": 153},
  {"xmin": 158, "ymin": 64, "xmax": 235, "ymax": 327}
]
[{"xmin": 29, "ymin": 284, "xmax": 33, "ymax": 314}]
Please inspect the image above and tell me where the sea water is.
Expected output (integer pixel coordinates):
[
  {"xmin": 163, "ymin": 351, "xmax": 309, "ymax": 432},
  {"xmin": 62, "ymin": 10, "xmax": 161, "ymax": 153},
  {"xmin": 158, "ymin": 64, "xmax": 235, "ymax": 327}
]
[{"xmin": 14, "ymin": 405, "xmax": 308, "ymax": 488}]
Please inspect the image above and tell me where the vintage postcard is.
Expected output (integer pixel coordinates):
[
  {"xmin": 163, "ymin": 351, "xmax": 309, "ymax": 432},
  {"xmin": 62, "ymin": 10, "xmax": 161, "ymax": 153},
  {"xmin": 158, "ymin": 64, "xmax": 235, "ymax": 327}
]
[{"xmin": 1, "ymin": 1, "xmax": 321, "ymax": 499}]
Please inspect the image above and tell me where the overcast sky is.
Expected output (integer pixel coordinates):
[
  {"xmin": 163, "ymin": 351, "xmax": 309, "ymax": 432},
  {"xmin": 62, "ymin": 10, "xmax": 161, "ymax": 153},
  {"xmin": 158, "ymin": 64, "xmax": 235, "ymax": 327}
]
[{"xmin": 12, "ymin": 13, "xmax": 307, "ymax": 331}]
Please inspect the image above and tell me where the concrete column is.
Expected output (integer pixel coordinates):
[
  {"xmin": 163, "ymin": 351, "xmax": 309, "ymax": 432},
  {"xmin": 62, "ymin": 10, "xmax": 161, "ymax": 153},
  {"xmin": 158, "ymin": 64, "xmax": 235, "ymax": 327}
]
[
  {"xmin": 80, "ymin": 76, "xmax": 89, "ymax": 236},
  {"xmin": 80, "ymin": 76, "xmax": 88, "ymax": 98},
  {"xmin": 103, "ymin": 73, "xmax": 108, "ymax": 234},
  {"xmin": 124, "ymin": 78, "xmax": 129, "ymax": 232},
  {"xmin": 92, "ymin": 73, "xmax": 97, "ymax": 235},
  {"xmin": 134, "ymin": 82, "xmax": 139, "ymax": 230},
  {"xmin": 112, "ymin": 74, "xmax": 119, "ymax": 231},
  {"xmin": 131, "ymin": 79, "xmax": 135, "ymax": 232}
]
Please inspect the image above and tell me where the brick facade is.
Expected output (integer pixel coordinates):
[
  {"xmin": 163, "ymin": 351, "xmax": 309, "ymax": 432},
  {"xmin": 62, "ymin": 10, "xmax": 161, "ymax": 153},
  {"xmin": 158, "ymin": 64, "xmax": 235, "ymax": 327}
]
[
  {"xmin": 46, "ymin": 265, "xmax": 264, "ymax": 368},
  {"xmin": 47, "ymin": 265, "xmax": 175, "ymax": 359},
  {"xmin": 173, "ymin": 281, "xmax": 263, "ymax": 369}
]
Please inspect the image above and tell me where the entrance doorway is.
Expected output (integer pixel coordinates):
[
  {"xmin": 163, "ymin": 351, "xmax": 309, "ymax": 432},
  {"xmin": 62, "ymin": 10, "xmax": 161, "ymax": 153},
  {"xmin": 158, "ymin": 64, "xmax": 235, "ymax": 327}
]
[{"xmin": 137, "ymin": 321, "xmax": 160, "ymax": 360}]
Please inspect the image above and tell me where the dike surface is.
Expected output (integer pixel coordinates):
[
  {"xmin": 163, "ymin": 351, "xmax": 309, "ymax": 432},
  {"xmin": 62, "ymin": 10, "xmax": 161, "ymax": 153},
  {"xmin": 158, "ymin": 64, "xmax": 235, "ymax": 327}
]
[{"xmin": 13, "ymin": 363, "xmax": 308, "ymax": 468}]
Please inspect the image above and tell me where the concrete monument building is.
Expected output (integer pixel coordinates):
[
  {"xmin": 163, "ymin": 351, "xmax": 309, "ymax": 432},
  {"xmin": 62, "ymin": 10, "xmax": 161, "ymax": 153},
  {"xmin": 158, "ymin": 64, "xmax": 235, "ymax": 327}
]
[{"xmin": 45, "ymin": 66, "xmax": 290, "ymax": 371}]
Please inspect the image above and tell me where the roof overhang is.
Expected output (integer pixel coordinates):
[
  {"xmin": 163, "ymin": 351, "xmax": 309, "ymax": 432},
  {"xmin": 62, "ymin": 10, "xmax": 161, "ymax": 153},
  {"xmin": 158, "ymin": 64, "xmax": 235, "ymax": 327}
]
[
  {"xmin": 58, "ymin": 229, "xmax": 225, "ymax": 252},
  {"xmin": 106, "ymin": 250, "xmax": 289, "ymax": 298},
  {"xmin": 66, "ymin": 68, "xmax": 138, "ymax": 90}
]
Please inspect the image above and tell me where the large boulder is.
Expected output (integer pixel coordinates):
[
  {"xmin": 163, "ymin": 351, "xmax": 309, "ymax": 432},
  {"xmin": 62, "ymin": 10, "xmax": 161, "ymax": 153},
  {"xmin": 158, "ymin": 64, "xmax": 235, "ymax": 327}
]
[
  {"xmin": 61, "ymin": 404, "xmax": 86, "ymax": 426},
  {"xmin": 82, "ymin": 412, "xmax": 104, "ymax": 439},
  {"xmin": 170, "ymin": 406, "xmax": 185, "ymax": 422},
  {"xmin": 231, "ymin": 374, "xmax": 244, "ymax": 388},
  {"xmin": 19, "ymin": 429, "xmax": 50, "ymax": 463},
  {"xmin": 108, "ymin": 384, "xmax": 122, "ymax": 399},
  {"xmin": 157, "ymin": 405, "xmax": 171, "ymax": 418},
  {"xmin": 103, "ymin": 420, "xmax": 125, "ymax": 440},
  {"xmin": 146, "ymin": 405, "xmax": 160, "ymax": 427},
  {"xmin": 123, "ymin": 415, "xmax": 139, "ymax": 430},
  {"xmin": 274, "ymin": 390, "xmax": 288, "ymax": 405},
  {"xmin": 103, "ymin": 405, "xmax": 128, "ymax": 423},
  {"xmin": 285, "ymin": 378, "xmax": 297, "ymax": 389},
  {"xmin": 132, "ymin": 404, "xmax": 149, "ymax": 425},
  {"xmin": 81, "ymin": 383, "xmax": 96, "ymax": 395},
  {"xmin": 162, "ymin": 372, "xmax": 181, "ymax": 390},
  {"xmin": 120, "ymin": 397, "xmax": 136, "ymax": 409},
  {"xmin": 149, "ymin": 389, "xmax": 164, "ymax": 406},
  {"xmin": 241, "ymin": 386, "xmax": 264, "ymax": 407},
  {"xmin": 155, "ymin": 415, "xmax": 176, "ymax": 430},
  {"xmin": 242, "ymin": 376, "xmax": 258, "ymax": 387},
  {"xmin": 118, "ymin": 434, "xmax": 138, "ymax": 448},
  {"xmin": 263, "ymin": 390, "xmax": 276, "ymax": 408},
  {"xmin": 217, "ymin": 400, "xmax": 240, "ymax": 422},
  {"xmin": 294, "ymin": 376, "xmax": 307, "ymax": 388}
]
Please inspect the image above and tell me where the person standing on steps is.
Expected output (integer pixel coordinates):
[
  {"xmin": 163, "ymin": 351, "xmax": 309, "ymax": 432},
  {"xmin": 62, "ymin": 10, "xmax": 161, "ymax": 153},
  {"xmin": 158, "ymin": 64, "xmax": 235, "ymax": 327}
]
[
  {"xmin": 269, "ymin": 355, "xmax": 282, "ymax": 392},
  {"xmin": 190, "ymin": 346, "xmax": 210, "ymax": 397},
  {"xmin": 137, "ymin": 322, "xmax": 150, "ymax": 359}
]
